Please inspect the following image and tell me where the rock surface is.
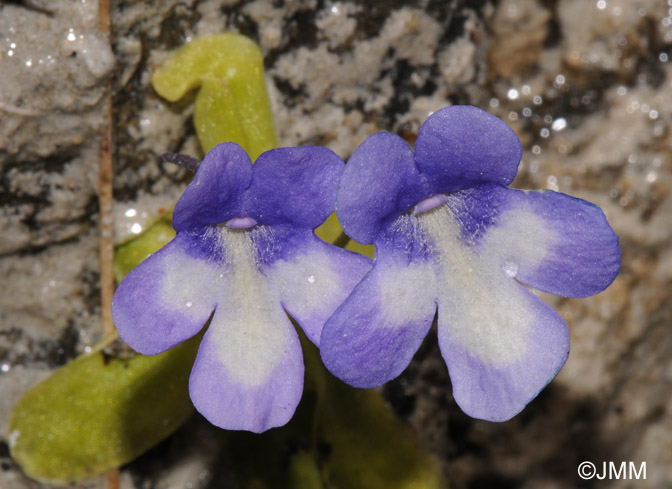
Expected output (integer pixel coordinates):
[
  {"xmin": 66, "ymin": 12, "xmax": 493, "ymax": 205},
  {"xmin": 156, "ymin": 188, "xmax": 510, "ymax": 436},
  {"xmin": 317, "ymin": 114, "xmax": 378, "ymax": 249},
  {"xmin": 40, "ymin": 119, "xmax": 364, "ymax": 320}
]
[{"xmin": 1, "ymin": 1, "xmax": 670, "ymax": 488}]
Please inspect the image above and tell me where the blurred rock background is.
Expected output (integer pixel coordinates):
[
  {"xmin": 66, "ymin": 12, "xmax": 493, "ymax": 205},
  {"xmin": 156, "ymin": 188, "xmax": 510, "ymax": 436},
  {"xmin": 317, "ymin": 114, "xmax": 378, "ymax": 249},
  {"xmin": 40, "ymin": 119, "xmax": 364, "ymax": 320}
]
[{"xmin": 1, "ymin": 0, "xmax": 670, "ymax": 488}]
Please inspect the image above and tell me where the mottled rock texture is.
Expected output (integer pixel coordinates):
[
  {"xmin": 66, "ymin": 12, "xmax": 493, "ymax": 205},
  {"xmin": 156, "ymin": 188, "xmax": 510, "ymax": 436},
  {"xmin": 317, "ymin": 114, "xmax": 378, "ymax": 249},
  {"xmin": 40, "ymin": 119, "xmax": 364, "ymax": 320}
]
[{"xmin": 1, "ymin": 0, "xmax": 670, "ymax": 488}]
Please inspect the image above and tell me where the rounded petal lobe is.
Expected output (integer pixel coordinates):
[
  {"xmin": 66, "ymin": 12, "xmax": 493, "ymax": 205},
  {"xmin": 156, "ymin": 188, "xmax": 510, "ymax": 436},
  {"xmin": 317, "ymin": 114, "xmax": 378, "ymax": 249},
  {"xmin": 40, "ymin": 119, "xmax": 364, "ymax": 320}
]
[
  {"xmin": 414, "ymin": 106, "xmax": 521, "ymax": 193},
  {"xmin": 337, "ymin": 132, "xmax": 427, "ymax": 244},
  {"xmin": 320, "ymin": 252, "xmax": 436, "ymax": 388},
  {"xmin": 173, "ymin": 142, "xmax": 252, "ymax": 232},
  {"xmin": 419, "ymin": 202, "xmax": 568, "ymax": 420},
  {"xmin": 188, "ymin": 285, "xmax": 304, "ymax": 433},
  {"xmin": 245, "ymin": 146, "xmax": 344, "ymax": 229},
  {"xmin": 498, "ymin": 189, "xmax": 620, "ymax": 297},
  {"xmin": 111, "ymin": 233, "xmax": 223, "ymax": 355},
  {"xmin": 438, "ymin": 285, "xmax": 569, "ymax": 421},
  {"xmin": 260, "ymin": 231, "xmax": 372, "ymax": 345},
  {"xmin": 451, "ymin": 185, "xmax": 621, "ymax": 297}
]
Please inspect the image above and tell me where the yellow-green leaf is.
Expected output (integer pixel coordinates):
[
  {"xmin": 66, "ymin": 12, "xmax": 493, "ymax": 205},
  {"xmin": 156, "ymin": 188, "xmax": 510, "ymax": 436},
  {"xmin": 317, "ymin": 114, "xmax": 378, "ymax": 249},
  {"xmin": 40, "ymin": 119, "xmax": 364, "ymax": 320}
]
[
  {"xmin": 9, "ymin": 335, "xmax": 200, "ymax": 484},
  {"xmin": 344, "ymin": 239, "xmax": 375, "ymax": 259},
  {"xmin": 315, "ymin": 212, "xmax": 375, "ymax": 258},
  {"xmin": 309, "ymin": 340, "xmax": 447, "ymax": 489},
  {"xmin": 315, "ymin": 212, "xmax": 343, "ymax": 244},
  {"xmin": 114, "ymin": 216, "xmax": 175, "ymax": 281},
  {"xmin": 318, "ymin": 374, "xmax": 446, "ymax": 489}
]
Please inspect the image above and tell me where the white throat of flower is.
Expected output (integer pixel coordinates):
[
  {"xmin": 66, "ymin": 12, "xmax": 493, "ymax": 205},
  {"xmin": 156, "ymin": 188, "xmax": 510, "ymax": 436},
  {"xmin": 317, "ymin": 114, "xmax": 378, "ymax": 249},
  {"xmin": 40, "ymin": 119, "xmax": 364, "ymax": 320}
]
[
  {"xmin": 417, "ymin": 202, "xmax": 554, "ymax": 367},
  {"xmin": 208, "ymin": 227, "xmax": 291, "ymax": 386}
]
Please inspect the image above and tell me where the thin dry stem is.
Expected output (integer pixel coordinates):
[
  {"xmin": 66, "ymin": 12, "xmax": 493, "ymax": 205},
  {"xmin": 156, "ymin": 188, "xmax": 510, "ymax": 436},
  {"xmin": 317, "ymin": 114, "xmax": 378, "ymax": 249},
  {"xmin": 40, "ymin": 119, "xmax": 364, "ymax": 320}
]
[
  {"xmin": 98, "ymin": 0, "xmax": 115, "ymax": 337},
  {"xmin": 98, "ymin": 0, "xmax": 121, "ymax": 486},
  {"xmin": 99, "ymin": 94, "xmax": 115, "ymax": 336}
]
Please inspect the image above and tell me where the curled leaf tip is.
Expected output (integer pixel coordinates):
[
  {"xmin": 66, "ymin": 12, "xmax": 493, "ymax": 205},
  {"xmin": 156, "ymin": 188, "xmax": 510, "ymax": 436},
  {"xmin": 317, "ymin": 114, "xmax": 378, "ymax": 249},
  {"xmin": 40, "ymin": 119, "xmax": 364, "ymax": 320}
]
[{"xmin": 151, "ymin": 33, "xmax": 278, "ymax": 158}]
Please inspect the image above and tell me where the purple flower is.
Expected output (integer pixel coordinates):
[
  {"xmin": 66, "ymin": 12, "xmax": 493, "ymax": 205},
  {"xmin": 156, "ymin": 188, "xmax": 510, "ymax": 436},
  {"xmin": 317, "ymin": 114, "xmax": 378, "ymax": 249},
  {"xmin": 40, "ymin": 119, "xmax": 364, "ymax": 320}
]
[
  {"xmin": 320, "ymin": 106, "xmax": 620, "ymax": 422},
  {"xmin": 112, "ymin": 143, "xmax": 371, "ymax": 433}
]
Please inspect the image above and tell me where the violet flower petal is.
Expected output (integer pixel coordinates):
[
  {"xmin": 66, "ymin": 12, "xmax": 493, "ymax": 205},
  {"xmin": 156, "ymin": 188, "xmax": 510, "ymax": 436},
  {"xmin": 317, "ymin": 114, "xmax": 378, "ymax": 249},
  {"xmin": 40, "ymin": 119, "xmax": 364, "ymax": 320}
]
[
  {"xmin": 320, "ymin": 225, "xmax": 436, "ymax": 387},
  {"xmin": 182, "ymin": 226, "xmax": 305, "ymax": 432},
  {"xmin": 113, "ymin": 140, "xmax": 373, "ymax": 433},
  {"xmin": 258, "ymin": 229, "xmax": 371, "ymax": 345},
  {"xmin": 111, "ymin": 233, "xmax": 222, "ymax": 355},
  {"xmin": 173, "ymin": 143, "xmax": 252, "ymax": 232},
  {"xmin": 416, "ymin": 203, "xmax": 570, "ymax": 421},
  {"xmin": 437, "ymin": 286, "xmax": 569, "ymax": 421},
  {"xmin": 245, "ymin": 146, "xmax": 344, "ymax": 229},
  {"xmin": 446, "ymin": 184, "xmax": 621, "ymax": 298},
  {"xmin": 415, "ymin": 106, "xmax": 522, "ymax": 194},
  {"xmin": 189, "ymin": 293, "xmax": 304, "ymax": 433},
  {"xmin": 336, "ymin": 132, "xmax": 428, "ymax": 244},
  {"xmin": 321, "ymin": 105, "xmax": 618, "ymax": 423}
]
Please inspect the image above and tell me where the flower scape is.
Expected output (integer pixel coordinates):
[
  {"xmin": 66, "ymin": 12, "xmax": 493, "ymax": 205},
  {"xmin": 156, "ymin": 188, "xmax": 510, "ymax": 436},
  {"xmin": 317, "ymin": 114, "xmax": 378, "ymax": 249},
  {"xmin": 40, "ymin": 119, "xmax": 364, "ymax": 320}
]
[{"xmin": 112, "ymin": 105, "xmax": 620, "ymax": 432}]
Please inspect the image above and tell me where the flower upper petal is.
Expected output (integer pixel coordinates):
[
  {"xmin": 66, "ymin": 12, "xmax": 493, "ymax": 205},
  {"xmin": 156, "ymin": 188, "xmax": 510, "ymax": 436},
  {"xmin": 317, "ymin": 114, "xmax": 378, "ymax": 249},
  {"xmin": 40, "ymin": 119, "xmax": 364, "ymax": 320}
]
[
  {"xmin": 320, "ymin": 217, "xmax": 436, "ymax": 388},
  {"xmin": 336, "ymin": 132, "xmax": 428, "ymax": 245},
  {"xmin": 446, "ymin": 184, "xmax": 621, "ymax": 298},
  {"xmin": 258, "ymin": 228, "xmax": 371, "ymax": 345},
  {"xmin": 173, "ymin": 143, "xmax": 252, "ymax": 232},
  {"xmin": 414, "ymin": 106, "xmax": 522, "ymax": 194},
  {"xmin": 111, "ymin": 232, "xmax": 223, "ymax": 355},
  {"xmin": 245, "ymin": 146, "xmax": 344, "ymax": 228}
]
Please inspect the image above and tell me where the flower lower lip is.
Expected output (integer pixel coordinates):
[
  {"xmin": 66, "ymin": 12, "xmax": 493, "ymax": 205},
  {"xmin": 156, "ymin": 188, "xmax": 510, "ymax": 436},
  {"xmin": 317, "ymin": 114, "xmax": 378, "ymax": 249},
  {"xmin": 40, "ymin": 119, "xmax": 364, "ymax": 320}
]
[
  {"xmin": 226, "ymin": 216, "xmax": 258, "ymax": 229},
  {"xmin": 414, "ymin": 194, "xmax": 447, "ymax": 214}
]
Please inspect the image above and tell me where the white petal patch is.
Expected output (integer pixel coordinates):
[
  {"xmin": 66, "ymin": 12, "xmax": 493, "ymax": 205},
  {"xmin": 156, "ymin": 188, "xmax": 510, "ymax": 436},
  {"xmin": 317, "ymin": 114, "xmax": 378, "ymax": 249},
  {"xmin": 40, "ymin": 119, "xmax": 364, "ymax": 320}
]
[
  {"xmin": 376, "ymin": 261, "xmax": 437, "ymax": 325},
  {"xmin": 418, "ymin": 205, "xmax": 549, "ymax": 366},
  {"xmin": 479, "ymin": 198, "xmax": 555, "ymax": 276},
  {"xmin": 209, "ymin": 228, "xmax": 292, "ymax": 387},
  {"xmin": 160, "ymin": 242, "xmax": 225, "ymax": 319},
  {"xmin": 267, "ymin": 246, "xmax": 344, "ymax": 327}
]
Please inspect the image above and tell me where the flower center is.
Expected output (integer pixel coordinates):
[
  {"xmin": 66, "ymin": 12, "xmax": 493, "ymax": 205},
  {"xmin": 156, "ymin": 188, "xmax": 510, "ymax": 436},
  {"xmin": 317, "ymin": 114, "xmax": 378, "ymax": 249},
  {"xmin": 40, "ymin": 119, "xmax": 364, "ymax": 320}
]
[
  {"xmin": 225, "ymin": 216, "xmax": 258, "ymax": 229},
  {"xmin": 414, "ymin": 194, "xmax": 447, "ymax": 214},
  {"xmin": 418, "ymin": 206, "xmax": 530, "ymax": 366},
  {"xmin": 212, "ymin": 228, "xmax": 288, "ymax": 386}
]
